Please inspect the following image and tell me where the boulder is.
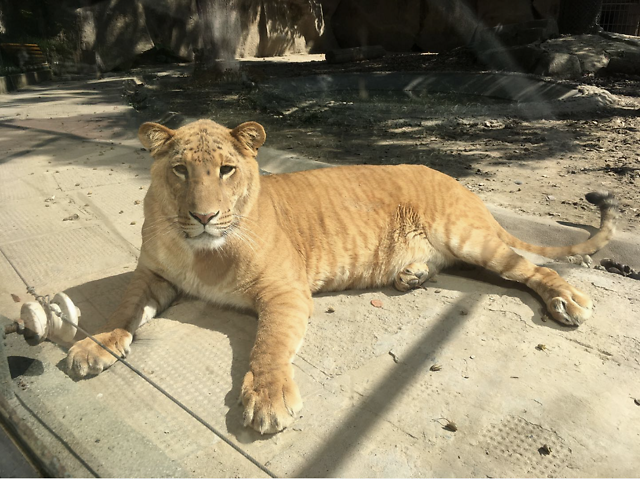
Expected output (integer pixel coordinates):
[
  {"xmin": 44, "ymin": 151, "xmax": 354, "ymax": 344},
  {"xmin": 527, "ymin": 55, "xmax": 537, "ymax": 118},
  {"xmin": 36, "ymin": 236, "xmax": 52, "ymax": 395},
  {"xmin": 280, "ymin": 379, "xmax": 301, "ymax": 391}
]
[
  {"xmin": 330, "ymin": 0, "xmax": 422, "ymax": 51},
  {"xmin": 532, "ymin": 0, "xmax": 562, "ymax": 19},
  {"xmin": 315, "ymin": 0, "xmax": 342, "ymax": 51},
  {"xmin": 477, "ymin": 45, "xmax": 544, "ymax": 72},
  {"xmin": 477, "ymin": 0, "xmax": 535, "ymax": 27},
  {"xmin": 606, "ymin": 52, "xmax": 640, "ymax": 75},
  {"xmin": 76, "ymin": 0, "xmax": 154, "ymax": 72},
  {"xmin": 216, "ymin": 0, "xmax": 324, "ymax": 58},
  {"xmin": 416, "ymin": 0, "xmax": 479, "ymax": 53},
  {"xmin": 256, "ymin": 0, "xmax": 324, "ymax": 56},
  {"xmin": 535, "ymin": 52, "xmax": 582, "ymax": 78},
  {"xmin": 473, "ymin": 19, "xmax": 559, "ymax": 51},
  {"xmin": 542, "ymin": 35, "xmax": 614, "ymax": 73},
  {"xmin": 141, "ymin": 0, "xmax": 200, "ymax": 61}
]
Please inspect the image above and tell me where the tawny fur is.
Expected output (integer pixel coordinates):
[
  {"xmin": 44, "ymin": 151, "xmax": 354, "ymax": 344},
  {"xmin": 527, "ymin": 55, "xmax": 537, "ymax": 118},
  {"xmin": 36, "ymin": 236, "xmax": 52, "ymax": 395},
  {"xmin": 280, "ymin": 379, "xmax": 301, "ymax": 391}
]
[{"xmin": 67, "ymin": 119, "xmax": 618, "ymax": 434}]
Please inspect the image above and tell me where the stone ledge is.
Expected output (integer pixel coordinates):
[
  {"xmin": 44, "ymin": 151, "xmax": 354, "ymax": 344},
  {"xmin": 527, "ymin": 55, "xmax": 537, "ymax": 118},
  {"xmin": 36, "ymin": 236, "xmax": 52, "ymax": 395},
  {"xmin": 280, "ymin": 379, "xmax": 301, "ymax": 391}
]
[{"xmin": 0, "ymin": 70, "xmax": 53, "ymax": 94}]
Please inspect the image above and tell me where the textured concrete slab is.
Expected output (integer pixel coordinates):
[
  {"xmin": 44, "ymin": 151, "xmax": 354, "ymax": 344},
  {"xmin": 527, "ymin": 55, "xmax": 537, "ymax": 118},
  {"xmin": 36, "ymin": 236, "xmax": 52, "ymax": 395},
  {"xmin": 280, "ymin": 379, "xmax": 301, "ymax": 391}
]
[
  {"xmin": 257, "ymin": 72, "xmax": 583, "ymax": 103},
  {"xmin": 1, "ymin": 74, "xmax": 639, "ymax": 478}
]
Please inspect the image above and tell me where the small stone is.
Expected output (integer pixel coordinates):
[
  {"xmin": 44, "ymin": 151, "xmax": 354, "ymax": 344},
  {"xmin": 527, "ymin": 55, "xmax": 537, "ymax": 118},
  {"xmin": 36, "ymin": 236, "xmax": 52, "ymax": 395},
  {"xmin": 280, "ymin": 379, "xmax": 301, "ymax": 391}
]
[
  {"xmin": 326, "ymin": 307, "xmax": 335, "ymax": 313},
  {"xmin": 63, "ymin": 214, "xmax": 79, "ymax": 221},
  {"xmin": 539, "ymin": 444, "xmax": 552, "ymax": 455},
  {"xmin": 370, "ymin": 299, "xmax": 383, "ymax": 308},
  {"xmin": 134, "ymin": 200, "xmax": 141, "ymax": 205},
  {"xmin": 443, "ymin": 421, "xmax": 458, "ymax": 432},
  {"xmin": 11, "ymin": 294, "xmax": 20, "ymax": 303},
  {"xmin": 514, "ymin": 180, "xmax": 523, "ymax": 185},
  {"xmin": 130, "ymin": 221, "xmax": 137, "ymax": 225}
]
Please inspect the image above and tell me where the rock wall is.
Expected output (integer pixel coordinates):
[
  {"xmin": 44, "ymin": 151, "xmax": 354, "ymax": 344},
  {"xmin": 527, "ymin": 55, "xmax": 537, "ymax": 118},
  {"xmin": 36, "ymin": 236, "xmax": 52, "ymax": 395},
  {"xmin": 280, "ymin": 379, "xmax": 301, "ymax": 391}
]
[
  {"xmin": 327, "ymin": 0, "xmax": 561, "ymax": 53},
  {"xmin": 76, "ymin": 0, "xmax": 325, "ymax": 71},
  {"xmin": 74, "ymin": 0, "xmax": 563, "ymax": 71}
]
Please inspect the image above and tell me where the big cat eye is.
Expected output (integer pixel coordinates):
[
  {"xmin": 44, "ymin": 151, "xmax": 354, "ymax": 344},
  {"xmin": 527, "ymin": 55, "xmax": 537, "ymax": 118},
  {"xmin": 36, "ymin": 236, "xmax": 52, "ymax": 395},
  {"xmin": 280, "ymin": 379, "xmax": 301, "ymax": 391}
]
[
  {"xmin": 220, "ymin": 165, "xmax": 235, "ymax": 177},
  {"xmin": 173, "ymin": 164, "xmax": 188, "ymax": 178}
]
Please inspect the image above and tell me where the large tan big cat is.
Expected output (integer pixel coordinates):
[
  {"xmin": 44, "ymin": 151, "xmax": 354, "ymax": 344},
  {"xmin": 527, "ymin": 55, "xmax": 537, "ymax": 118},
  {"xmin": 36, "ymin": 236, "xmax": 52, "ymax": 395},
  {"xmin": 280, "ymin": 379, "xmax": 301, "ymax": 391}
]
[{"xmin": 66, "ymin": 119, "xmax": 618, "ymax": 434}]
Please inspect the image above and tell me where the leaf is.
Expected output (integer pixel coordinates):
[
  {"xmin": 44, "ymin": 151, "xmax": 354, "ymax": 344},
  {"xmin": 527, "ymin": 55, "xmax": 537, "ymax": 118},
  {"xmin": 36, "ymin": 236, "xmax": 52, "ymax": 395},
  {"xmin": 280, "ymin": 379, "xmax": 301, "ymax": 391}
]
[{"xmin": 370, "ymin": 299, "xmax": 383, "ymax": 308}]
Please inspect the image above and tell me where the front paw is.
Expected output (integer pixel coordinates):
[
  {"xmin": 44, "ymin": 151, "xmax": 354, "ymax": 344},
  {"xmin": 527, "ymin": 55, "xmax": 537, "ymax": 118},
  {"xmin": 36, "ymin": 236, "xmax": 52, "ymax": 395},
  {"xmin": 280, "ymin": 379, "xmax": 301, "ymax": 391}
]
[
  {"xmin": 240, "ymin": 367, "xmax": 302, "ymax": 434},
  {"xmin": 66, "ymin": 329, "xmax": 132, "ymax": 377}
]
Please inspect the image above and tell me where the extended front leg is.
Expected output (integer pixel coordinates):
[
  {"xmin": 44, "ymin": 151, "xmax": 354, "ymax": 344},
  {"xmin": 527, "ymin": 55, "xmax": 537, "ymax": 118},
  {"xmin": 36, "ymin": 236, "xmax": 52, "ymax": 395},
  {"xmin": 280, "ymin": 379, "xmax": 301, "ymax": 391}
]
[
  {"xmin": 241, "ymin": 289, "xmax": 312, "ymax": 434},
  {"xmin": 67, "ymin": 266, "xmax": 177, "ymax": 376}
]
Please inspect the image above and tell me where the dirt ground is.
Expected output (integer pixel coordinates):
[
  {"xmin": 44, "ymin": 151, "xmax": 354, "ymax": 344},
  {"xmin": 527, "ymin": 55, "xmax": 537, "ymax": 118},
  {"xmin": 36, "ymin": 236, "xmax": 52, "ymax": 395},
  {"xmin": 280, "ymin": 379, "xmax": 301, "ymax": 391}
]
[{"xmin": 138, "ymin": 51, "xmax": 640, "ymax": 241}]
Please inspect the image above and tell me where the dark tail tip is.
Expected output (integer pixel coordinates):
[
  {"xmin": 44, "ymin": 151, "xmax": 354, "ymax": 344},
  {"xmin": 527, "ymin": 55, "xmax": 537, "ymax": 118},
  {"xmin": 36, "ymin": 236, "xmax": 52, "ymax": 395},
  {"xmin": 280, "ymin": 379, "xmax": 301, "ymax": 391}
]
[{"xmin": 585, "ymin": 191, "xmax": 618, "ymax": 209}]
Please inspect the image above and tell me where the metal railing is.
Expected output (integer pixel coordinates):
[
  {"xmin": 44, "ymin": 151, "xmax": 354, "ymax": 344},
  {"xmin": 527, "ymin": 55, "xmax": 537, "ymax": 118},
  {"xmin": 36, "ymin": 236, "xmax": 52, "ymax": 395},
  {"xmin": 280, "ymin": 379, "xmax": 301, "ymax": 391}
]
[{"xmin": 600, "ymin": 0, "xmax": 640, "ymax": 35}]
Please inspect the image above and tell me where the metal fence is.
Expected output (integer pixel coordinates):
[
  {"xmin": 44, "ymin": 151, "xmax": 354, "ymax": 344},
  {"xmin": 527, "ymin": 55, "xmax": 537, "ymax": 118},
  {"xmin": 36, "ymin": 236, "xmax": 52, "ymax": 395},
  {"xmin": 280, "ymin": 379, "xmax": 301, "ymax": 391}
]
[{"xmin": 600, "ymin": 0, "xmax": 640, "ymax": 35}]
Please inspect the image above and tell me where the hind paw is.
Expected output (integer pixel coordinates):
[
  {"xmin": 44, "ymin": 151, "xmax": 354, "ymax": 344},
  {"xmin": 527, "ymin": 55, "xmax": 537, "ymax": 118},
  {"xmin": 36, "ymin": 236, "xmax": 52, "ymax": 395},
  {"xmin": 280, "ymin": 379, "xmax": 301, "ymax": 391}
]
[
  {"xmin": 547, "ymin": 288, "xmax": 593, "ymax": 326},
  {"xmin": 394, "ymin": 262, "xmax": 430, "ymax": 292}
]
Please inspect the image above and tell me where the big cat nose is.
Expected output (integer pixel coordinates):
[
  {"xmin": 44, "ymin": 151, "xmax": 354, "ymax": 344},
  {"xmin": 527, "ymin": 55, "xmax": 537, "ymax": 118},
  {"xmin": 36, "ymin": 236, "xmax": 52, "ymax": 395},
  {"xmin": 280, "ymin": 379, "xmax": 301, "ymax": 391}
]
[{"xmin": 189, "ymin": 211, "xmax": 220, "ymax": 225}]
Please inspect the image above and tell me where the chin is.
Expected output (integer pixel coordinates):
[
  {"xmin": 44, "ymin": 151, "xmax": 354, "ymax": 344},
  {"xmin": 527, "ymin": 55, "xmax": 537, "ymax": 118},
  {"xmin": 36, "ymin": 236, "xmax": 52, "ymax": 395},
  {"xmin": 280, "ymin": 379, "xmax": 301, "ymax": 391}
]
[{"xmin": 187, "ymin": 234, "xmax": 227, "ymax": 251}]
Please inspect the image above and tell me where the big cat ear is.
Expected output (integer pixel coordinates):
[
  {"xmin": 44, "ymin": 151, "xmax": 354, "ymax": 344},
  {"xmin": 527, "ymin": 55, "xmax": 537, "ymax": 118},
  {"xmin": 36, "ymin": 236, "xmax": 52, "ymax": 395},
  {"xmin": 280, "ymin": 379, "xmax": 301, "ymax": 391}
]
[
  {"xmin": 138, "ymin": 122, "xmax": 175, "ymax": 156},
  {"xmin": 231, "ymin": 121, "xmax": 266, "ymax": 154}
]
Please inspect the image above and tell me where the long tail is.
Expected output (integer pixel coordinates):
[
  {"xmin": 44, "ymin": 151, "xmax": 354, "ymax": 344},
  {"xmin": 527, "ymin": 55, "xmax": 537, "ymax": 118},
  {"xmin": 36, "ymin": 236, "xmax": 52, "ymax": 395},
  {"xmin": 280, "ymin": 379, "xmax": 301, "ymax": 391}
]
[{"xmin": 495, "ymin": 191, "xmax": 619, "ymax": 259}]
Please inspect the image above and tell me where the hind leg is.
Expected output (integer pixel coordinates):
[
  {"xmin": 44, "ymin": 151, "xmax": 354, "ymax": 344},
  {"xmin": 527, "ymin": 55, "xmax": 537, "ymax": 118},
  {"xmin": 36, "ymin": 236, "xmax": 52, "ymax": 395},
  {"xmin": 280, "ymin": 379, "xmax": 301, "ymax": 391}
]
[
  {"xmin": 461, "ymin": 236, "xmax": 592, "ymax": 326},
  {"xmin": 394, "ymin": 262, "xmax": 430, "ymax": 292}
]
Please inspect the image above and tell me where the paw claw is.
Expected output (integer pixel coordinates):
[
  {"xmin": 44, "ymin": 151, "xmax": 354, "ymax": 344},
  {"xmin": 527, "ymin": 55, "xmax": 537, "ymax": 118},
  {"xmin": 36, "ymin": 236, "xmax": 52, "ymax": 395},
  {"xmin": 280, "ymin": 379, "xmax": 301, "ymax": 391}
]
[
  {"xmin": 394, "ymin": 262, "xmax": 430, "ymax": 292},
  {"xmin": 240, "ymin": 368, "xmax": 302, "ymax": 434},
  {"xmin": 66, "ymin": 330, "xmax": 132, "ymax": 378},
  {"xmin": 547, "ymin": 289, "xmax": 592, "ymax": 327}
]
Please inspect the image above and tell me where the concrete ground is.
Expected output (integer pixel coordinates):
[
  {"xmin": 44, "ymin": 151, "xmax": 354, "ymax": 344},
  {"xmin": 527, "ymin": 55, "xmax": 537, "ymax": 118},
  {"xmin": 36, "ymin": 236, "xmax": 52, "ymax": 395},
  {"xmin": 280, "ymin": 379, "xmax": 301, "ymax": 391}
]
[{"xmin": 0, "ymin": 73, "xmax": 639, "ymax": 477}]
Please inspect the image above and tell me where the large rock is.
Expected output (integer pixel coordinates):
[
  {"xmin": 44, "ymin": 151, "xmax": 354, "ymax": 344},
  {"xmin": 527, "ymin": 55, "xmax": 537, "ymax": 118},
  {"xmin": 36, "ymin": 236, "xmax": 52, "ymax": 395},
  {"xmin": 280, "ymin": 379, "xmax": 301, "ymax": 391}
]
[
  {"xmin": 477, "ymin": 0, "xmax": 535, "ymax": 27},
  {"xmin": 314, "ymin": 0, "xmax": 342, "ymax": 51},
  {"xmin": 532, "ymin": 0, "xmax": 561, "ymax": 19},
  {"xmin": 606, "ymin": 52, "xmax": 640, "ymax": 75},
  {"xmin": 542, "ymin": 35, "xmax": 616, "ymax": 73},
  {"xmin": 477, "ymin": 45, "xmax": 544, "ymax": 72},
  {"xmin": 535, "ymin": 51, "xmax": 582, "ymax": 78},
  {"xmin": 76, "ymin": 0, "xmax": 325, "ymax": 71},
  {"xmin": 141, "ymin": 0, "xmax": 200, "ymax": 61},
  {"xmin": 231, "ymin": 0, "xmax": 325, "ymax": 58},
  {"xmin": 416, "ymin": 0, "xmax": 478, "ymax": 53},
  {"xmin": 473, "ymin": 19, "xmax": 559, "ymax": 51},
  {"xmin": 76, "ymin": 0, "xmax": 154, "ymax": 72},
  {"xmin": 330, "ymin": 0, "xmax": 422, "ymax": 51}
]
